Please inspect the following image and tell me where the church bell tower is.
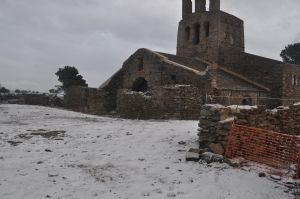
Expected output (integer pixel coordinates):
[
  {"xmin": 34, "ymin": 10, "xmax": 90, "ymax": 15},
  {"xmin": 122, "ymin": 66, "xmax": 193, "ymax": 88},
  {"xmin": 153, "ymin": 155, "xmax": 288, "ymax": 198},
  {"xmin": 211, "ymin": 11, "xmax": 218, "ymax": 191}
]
[{"xmin": 177, "ymin": 0, "xmax": 245, "ymax": 63}]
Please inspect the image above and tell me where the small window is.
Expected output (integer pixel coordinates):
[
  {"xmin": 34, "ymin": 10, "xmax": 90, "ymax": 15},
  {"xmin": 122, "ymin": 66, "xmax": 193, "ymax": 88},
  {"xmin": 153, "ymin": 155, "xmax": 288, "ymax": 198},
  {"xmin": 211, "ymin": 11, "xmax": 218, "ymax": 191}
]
[
  {"xmin": 185, "ymin": 27, "xmax": 190, "ymax": 41},
  {"xmin": 204, "ymin": 22, "xmax": 210, "ymax": 37},
  {"xmin": 171, "ymin": 75, "xmax": 177, "ymax": 81},
  {"xmin": 230, "ymin": 36, "xmax": 234, "ymax": 45},
  {"xmin": 138, "ymin": 58, "xmax": 143, "ymax": 71},
  {"xmin": 293, "ymin": 75, "xmax": 298, "ymax": 86},
  {"xmin": 193, "ymin": 23, "xmax": 200, "ymax": 45},
  {"xmin": 242, "ymin": 95, "xmax": 252, "ymax": 106}
]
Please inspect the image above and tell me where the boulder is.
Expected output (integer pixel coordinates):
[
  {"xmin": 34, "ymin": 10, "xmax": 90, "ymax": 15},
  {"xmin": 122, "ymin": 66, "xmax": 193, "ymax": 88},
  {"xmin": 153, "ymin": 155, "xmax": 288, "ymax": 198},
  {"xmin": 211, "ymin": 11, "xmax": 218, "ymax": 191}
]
[{"xmin": 208, "ymin": 143, "xmax": 224, "ymax": 155}]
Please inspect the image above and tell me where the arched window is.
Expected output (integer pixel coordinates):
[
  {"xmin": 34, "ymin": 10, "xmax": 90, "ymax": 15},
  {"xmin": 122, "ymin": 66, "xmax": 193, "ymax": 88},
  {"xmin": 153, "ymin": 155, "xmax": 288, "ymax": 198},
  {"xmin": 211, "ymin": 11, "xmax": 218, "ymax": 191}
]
[
  {"xmin": 293, "ymin": 75, "xmax": 298, "ymax": 86},
  {"xmin": 185, "ymin": 27, "xmax": 190, "ymax": 41},
  {"xmin": 132, "ymin": 77, "xmax": 148, "ymax": 92},
  {"xmin": 193, "ymin": 23, "xmax": 200, "ymax": 44},
  {"xmin": 242, "ymin": 95, "xmax": 252, "ymax": 106},
  {"xmin": 204, "ymin": 22, "xmax": 210, "ymax": 37}
]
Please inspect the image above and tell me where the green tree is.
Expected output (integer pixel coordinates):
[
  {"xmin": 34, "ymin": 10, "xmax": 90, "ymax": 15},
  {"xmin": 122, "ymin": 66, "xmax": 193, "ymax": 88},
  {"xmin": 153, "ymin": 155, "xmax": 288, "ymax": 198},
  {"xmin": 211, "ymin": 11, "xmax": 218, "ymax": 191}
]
[
  {"xmin": 55, "ymin": 66, "xmax": 88, "ymax": 90},
  {"xmin": 280, "ymin": 43, "xmax": 300, "ymax": 65}
]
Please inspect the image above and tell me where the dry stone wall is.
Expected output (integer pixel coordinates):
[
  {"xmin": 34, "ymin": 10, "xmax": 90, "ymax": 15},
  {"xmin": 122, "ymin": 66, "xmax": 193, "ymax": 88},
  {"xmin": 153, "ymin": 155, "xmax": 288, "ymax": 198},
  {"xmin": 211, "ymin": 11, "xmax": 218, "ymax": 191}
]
[
  {"xmin": 156, "ymin": 85, "xmax": 203, "ymax": 120},
  {"xmin": 198, "ymin": 104, "xmax": 234, "ymax": 154},
  {"xmin": 116, "ymin": 90, "xmax": 155, "ymax": 119},
  {"xmin": 235, "ymin": 104, "xmax": 300, "ymax": 135},
  {"xmin": 198, "ymin": 103, "xmax": 300, "ymax": 155},
  {"xmin": 117, "ymin": 85, "xmax": 203, "ymax": 120},
  {"xmin": 64, "ymin": 86, "xmax": 109, "ymax": 115}
]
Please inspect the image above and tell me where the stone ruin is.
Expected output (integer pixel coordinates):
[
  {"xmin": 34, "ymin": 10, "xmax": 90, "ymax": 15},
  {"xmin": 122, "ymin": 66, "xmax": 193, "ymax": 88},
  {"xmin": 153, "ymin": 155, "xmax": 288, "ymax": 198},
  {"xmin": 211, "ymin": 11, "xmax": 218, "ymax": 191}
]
[{"xmin": 63, "ymin": 0, "xmax": 300, "ymax": 119}]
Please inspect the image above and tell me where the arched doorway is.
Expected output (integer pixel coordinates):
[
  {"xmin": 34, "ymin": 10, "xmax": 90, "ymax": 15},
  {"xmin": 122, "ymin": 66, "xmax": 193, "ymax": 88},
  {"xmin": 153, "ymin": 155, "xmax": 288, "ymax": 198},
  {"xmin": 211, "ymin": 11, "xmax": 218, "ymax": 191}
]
[{"xmin": 132, "ymin": 77, "xmax": 148, "ymax": 92}]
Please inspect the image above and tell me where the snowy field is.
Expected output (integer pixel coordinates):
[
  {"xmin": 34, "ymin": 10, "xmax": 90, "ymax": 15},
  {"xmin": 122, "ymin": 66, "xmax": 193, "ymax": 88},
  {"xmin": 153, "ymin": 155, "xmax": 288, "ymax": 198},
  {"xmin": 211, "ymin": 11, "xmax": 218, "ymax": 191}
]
[{"xmin": 0, "ymin": 104, "xmax": 293, "ymax": 199}]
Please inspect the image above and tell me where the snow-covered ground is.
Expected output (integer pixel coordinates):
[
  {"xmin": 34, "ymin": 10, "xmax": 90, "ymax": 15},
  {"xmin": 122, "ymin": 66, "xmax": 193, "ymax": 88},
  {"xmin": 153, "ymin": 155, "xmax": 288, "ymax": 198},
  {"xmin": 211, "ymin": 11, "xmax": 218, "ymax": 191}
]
[{"xmin": 0, "ymin": 105, "xmax": 293, "ymax": 199}]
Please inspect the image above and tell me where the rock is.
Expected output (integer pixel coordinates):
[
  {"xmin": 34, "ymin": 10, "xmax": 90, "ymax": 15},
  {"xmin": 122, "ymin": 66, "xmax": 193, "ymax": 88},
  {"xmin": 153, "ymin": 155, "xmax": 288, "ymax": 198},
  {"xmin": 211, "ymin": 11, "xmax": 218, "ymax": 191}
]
[
  {"xmin": 258, "ymin": 172, "xmax": 266, "ymax": 178},
  {"xmin": 186, "ymin": 151, "xmax": 200, "ymax": 162},
  {"xmin": 167, "ymin": 193, "xmax": 176, "ymax": 197},
  {"xmin": 224, "ymin": 157, "xmax": 246, "ymax": 167},
  {"xmin": 8, "ymin": 140, "xmax": 23, "ymax": 146},
  {"xmin": 48, "ymin": 173, "xmax": 59, "ymax": 178},
  {"xmin": 45, "ymin": 149, "xmax": 52, "ymax": 152},
  {"xmin": 199, "ymin": 148, "xmax": 209, "ymax": 154},
  {"xmin": 270, "ymin": 175, "xmax": 282, "ymax": 181},
  {"xmin": 37, "ymin": 161, "xmax": 44, "ymax": 164},
  {"xmin": 178, "ymin": 141, "xmax": 186, "ymax": 145},
  {"xmin": 126, "ymin": 132, "xmax": 132, "ymax": 136},
  {"xmin": 208, "ymin": 143, "xmax": 224, "ymax": 155},
  {"xmin": 188, "ymin": 148, "xmax": 199, "ymax": 153},
  {"xmin": 241, "ymin": 167, "xmax": 251, "ymax": 172},
  {"xmin": 201, "ymin": 152, "xmax": 224, "ymax": 163}
]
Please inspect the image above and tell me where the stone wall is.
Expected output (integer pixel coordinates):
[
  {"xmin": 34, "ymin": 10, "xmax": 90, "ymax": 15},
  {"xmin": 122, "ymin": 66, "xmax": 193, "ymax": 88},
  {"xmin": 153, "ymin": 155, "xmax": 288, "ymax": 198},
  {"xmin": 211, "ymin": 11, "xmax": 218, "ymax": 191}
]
[
  {"xmin": 22, "ymin": 94, "xmax": 51, "ymax": 106},
  {"xmin": 116, "ymin": 90, "xmax": 155, "ymax": 119},
  {"xmin": 1, "ymin": 93, "xmax": 63, "ymax": 107},
  {"xmin": 64, "ymin": 86, "xmax": 109, "ymax": 115},
  {"xmin": 198, "ymin": 103, "xmax": 300, "ymax": 155},
  {"xmin": 116, "ymin": 85, "xmax": 203, "ymax": 120},
  {"xmin": 155, "ymin": 85, "xmax": 204, "ymax": 119},
  {"xmin": 235, "ymin": 104, "xmax": 300, "ymax": 135},
  {"xmin": 198, "ymin": 104, "xmax": 234, "ymax": 154}
]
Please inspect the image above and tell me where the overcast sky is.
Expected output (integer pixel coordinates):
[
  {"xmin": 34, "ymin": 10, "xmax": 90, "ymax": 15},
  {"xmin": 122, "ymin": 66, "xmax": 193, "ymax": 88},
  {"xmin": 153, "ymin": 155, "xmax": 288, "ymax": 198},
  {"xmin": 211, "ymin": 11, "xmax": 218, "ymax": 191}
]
[{"xmin": 0, "ymin": 0, "xmax": 300, "ymax": 92}]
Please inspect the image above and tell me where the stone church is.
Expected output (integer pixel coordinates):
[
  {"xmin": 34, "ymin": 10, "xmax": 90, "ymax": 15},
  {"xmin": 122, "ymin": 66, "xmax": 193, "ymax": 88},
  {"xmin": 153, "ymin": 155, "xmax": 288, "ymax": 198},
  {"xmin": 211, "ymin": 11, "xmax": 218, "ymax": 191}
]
[{"xmin": 65, "ymin": 0, "xmax": 300, "ymax": 119}]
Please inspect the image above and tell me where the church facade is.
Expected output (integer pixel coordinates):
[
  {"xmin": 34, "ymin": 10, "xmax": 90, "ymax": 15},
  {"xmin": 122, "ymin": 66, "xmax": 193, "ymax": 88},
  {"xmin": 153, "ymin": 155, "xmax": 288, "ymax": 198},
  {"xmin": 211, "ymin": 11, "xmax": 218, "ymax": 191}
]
[{"xmin": 65, "ymin": 0, "xmax": 300, "ymax": 119}]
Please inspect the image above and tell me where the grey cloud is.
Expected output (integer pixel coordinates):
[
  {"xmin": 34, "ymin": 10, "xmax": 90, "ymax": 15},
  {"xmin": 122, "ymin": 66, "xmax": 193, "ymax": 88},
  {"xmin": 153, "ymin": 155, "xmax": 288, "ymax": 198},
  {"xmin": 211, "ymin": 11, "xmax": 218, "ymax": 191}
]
[{"xmin": 0, "ymin": 0, "xmax": 299, "ymax": 91}]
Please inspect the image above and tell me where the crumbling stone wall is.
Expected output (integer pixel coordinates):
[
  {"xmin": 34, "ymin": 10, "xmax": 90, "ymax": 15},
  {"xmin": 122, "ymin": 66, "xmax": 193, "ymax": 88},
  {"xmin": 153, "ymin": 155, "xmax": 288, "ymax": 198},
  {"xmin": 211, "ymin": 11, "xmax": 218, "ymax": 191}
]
[
  {"xmin": 116, "ymin": 90, "xmax": 155, "ymax": 119},
  {"xmin": 22, "ymin": 94, "xmax": 50, "ymax": 106},
  {"xmin": 198, "ymin": 104, "xmax": 234, "ymax": 154},
  {"xmin": 64, "ymin": 86, "xmax": 109, "ymax": 115},
  {"xmin": 155, "ymin": 85, "xmax": 203, "ymax": 119},
  {"xmin": 117, "ymin": 85, "xmax": 203, "ymax": 120},
  {"xmin": 235, "ymin": 104, "xmax": 300, "ymax": 135},
  {"xmin": 1, "ymin": 93, "xmax": 62, "ymax": 107},
  {"xmin": 198, "ymin": 103, "xmax": 300, "ymax": 155}
]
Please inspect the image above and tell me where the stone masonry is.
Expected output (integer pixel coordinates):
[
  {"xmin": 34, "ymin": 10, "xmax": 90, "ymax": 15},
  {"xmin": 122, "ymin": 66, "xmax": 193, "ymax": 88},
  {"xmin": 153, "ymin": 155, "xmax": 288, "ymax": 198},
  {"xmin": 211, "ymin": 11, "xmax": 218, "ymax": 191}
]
[
  {"xmin": 64, "ymin": 86, "xmax": 110, "ymax": 115},
  {"xmin": 198, "ymin": 103, "xmax": 300, "ymax": 155},
  {"xmin": 117, "ymin": 85, "xmax": 203, "ymax": 120},
  {"xmin": 198, "ymin": 104, "xmax": 234, "ymax": 154}
]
